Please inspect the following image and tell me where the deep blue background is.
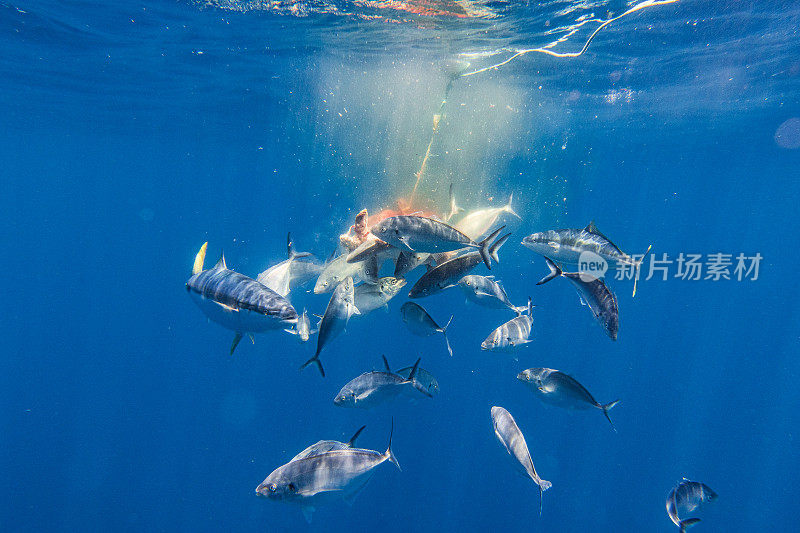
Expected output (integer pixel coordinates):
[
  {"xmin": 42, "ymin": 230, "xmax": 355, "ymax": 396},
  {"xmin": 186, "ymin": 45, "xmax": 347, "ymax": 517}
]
[{"xmin": 2, "ymin": 1, "xmax": 799, "ymax": 531}]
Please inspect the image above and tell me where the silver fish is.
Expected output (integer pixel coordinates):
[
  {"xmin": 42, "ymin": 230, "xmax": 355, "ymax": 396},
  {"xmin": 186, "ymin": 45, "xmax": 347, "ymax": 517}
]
[
  {"xmin": 284, "ymin": 308, "xmax": 318, "ymax": 343},
  {"xmin": 481, "ymin": 298, "xmax": 533, "ymax": 352},
  {"xmin": 256, "ymin": 233, "xmax": 315, "ymax": 297},
  {"xmin": 345, "ymin": 235, "xmax": 399, "ymax": 266},
  {"xmin": 521, "ymin": 221, "xmax": 651, "ymax": 296},
  {"xmin": 255, "ymin": 422, "xmax": 400, "ymax": 523},
  {"xmin": 408, "ymin": 228, "xmax": 509, "ymax": 298},
  {"xmin": 301, "ymin": 277, "xmax": 360, "ymax": 377},
  {"xmin": 457, "ymin": 275, "xmax": 526, "ymax": 314},
  {"xmin": 353, "ymin": 277, "xmax": 406, "ymax": 315},
  {"xmin": 517, "ymin": 368, "xmax": 620, "ymax": 431},
  {"xmin": 666, "ymin": 478, "xmax": 718, "ymax": 532},
  {"xmin": 536, "ymin": 257, "xmax": 619, "ymax": 340},
  {"xmin": 186, "ymin": 244, "xmax": 297, "ymax": 355},
  {"xmin": 393, "ymin": 250, "xmax": 432, "ymax": 279},
  {"xmin": 289, "ymin": 425, "xmax": 366, "ymax": 463},
  {"xmin": 314, "ymin": 254, "xmax": 379, "ymax": 294},
  {"xmin": 490, "ymin": 406, "xmax": 551, "ymax": 515},
  {"xmin": 444, "ymin": 183, "xmax": 463, "ymax": 222},
  {"xmin": 454, "ymin": 194, "xmax": 520, "ymax": 240},
  {"xmin": 371, "ymin": 215, "xmax": 495, "ymax": 268},
  {"xmin": 395, "ymin": 365, "xmax": 440, "ymax": 397},
  {"xmin": 334, "ymin": 357, "xmax": 430, "ymax": 409},
  {"xmin": 400, "ymin": 302, "xmax": 453, "ymax": 357}
]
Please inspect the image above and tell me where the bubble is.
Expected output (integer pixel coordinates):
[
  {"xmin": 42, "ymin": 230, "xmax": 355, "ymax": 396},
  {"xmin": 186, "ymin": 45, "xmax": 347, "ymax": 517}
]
[
  {"xmin": 775, "ymin": 118, "xmax": 800, "ymax": 149},
  {"xmin": 138, "ymin": 207, "xmax": 155, "ymax": 222}
]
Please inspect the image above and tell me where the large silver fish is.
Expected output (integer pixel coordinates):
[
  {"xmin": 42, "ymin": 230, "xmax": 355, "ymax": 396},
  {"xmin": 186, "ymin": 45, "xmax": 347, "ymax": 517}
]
[
  {"xmin": 457, "ymin": 274, "xmax": 526, "ymax": 314},
  {"xmin": 301, "ymin": 277, "xmax": 360, "ymax": 377},
  {"xmin": 400, "ymin": 302, "xmax": 453, "ymax": 357},
  {"xmin": 288, "ymin": 426, "xmax": 366, "ymax": 463},
  {"xmin": 454, "ymin": 194, "xmax": 520, "ymax": 240},
  {"xmin": 521, "ymin": 221, "xmax": 651, "ymax": 296},
  {"xmin": 490, "ymin": 406, "xmax": 551, "ymax": 515},
  {"xmin": 185, "ymin": 243, "xmax": 297, "ymax": 355},
  {"xmin": 408, "ymin": 228, "xmax": 509, "ymax": 298},
  {"xmin": 256, "ymin": 233, "xmax": 315, "ymax": 297},
  {"xmin": 353, "ymin": 277, "xmax": 406, "ymax": 315},
  {"xmin": 666, "ymin": 478, "xmax": 718, "ymax": 532},
  {"xmin": 517, "ymin": 368, "xmax": 620, "ymax": 431},
  {"xmin": 314, "ymin": 254, "xmax": 379, "ymax": 294},
  {"xmin": 334, "ymin": 357, "xmax": 430, "ymax": 409},
  {"xmin": 284, "ymin": 308, "xmax": 317, "ymax": 343},
  {"xmin": 536, "ymin": 257, "xmax": 619, "ymax": 340},
  {"xmin": 371, "ymin": 215, "xmax": 496, "ymax": 268},
  {"xmin": 255, "ymin": 423, "xmax": 400, "ymax": 523},
  {"xmin": 481, "ymin": 298, "xmax": 533, "ymax": 352}
]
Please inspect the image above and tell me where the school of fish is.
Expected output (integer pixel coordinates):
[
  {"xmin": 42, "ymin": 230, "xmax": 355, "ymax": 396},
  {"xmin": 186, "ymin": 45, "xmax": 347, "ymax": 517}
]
[{"xmin": 185, "ymin": 187, "xmax": 716, "ymax": 528}]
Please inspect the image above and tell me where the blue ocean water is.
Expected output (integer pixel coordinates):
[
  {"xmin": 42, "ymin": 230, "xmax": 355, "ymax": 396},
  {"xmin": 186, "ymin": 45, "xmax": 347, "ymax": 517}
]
[{"xmin": 2, "ymin": 0, "xmax": 799, "ymax": 531}]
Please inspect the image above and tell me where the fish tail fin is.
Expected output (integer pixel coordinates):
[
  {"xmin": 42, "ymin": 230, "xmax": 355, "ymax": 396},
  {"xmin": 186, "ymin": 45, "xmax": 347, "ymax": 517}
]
[
  {"xmin": 447, "ymin": 183, "xmax": 463, "ymax": 221},
  {"xmin": 478, "ymin": 225, "xmax": 506, "ymax": 268},
  {"xmin": 385, "ymin": 418, "xmax": 401, "ymax": 471},
  {"xmin": 192, "ymin": 242, "xmax": 208, "ymax": 274},
  {"xmin": 504, "ymin": 193, "xmax": 521, "ymax": 219},
  {"xmin": 537, "ymin": 257, "xmax": 562, "ymax": 285},
  {"xmin": 287, "ymin": 231, "xmax": 313, "ymax": 260},
  {"xmin": 679, "ymin": 518, "xmax": 701, "ymax": 532},
  {"xmin": 632, "ymin": 244, "xmax": 652, "ymax": 298},
  {"xmin": 489, "ymin": 232, "xmax": 511, "ymax": 264},
  {"xmin": 347, "ymin": 425, "xmax": 366, "ymax": 447},
  {"xmin": 407, "ymin": 357, "xmax": 422, "ymax": 382},
  {"xmin": 441, "ymin": 316, "xmax": 454, "ymax": 357},
  {"xmin": 300, "ymin": 354, "xmax": 325, "ymax": 377},
  {"xmin": 230, "ymin": 332, "xmax": 244, "ymax": 356},
  {"xmin": 536, "ymin": 478, "xmax": 552, "ymax": 516},
  {"xmin": 600, "ymin": 400, "xmax": 621, "ymax": 432}
]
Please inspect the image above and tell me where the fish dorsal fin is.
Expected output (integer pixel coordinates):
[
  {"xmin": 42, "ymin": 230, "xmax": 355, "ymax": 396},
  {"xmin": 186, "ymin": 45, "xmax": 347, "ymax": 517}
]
[
  {"xmin": 192, "ymin": 242, "xmax": 208, "ymax": 274},
  {"xmin": 584, "ymin": 221, "xmax": 621, "ymax": 251},
  {"xmin": 347, "ymin": 425, "xmax": 366, "ymax": 447},
  {"xmin": 286, "ymin": 232, "xmax": 293, "ymax": 259},
  {"xmin": 214, "ymin": 252, "xmax": 227, "ymax": 270},
  {"xmin": 382, "ymin": 355, "xmax": 391, "ymax": 373}
]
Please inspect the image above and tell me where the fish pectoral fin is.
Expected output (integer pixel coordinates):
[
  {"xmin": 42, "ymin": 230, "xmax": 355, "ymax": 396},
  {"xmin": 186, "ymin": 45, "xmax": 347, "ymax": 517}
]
[
  {"xmin": 301, "ymin": 506, "xmax": 315, "ymax": 524},
  {"xmin": 212, "ymin": 300, "xmax": 239, "ymax": 312},
  {"xmin": 284, "ymin": 328, "xmax": 298, "ymax": 335},
  {"xmin": 398, "ymin": 236, "xmax": 415, "ymax": 251},
  {"xmin": 247, "ymin": 333, "xmax": 255, "ymax": 344}
]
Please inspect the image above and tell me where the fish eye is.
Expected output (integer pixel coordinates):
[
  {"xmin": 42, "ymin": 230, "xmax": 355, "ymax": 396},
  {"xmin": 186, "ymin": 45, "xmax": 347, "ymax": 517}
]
[
  {"xmin": 394, "ymin": 229, "xmax": 399, "ymax": 235},
  {"xmin": 268, "ymin": 484, "xmax": 277, "ymax": 493}
]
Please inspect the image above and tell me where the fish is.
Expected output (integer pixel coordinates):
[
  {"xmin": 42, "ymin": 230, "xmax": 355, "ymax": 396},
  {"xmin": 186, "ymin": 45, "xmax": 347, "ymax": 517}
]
[
  {"xmin": 301, "ymin": 277, "xmax": 360, "ymax": 377},
  {"xmin": 284, "ymin": 308, "xmax": 318, "ymax": 343},
  {"xmin": 255, "ymin": 421, "xmax": 400, "ymax": 523},
  {"xmin": 395, "ymin": 364, "xmax": 440, "ymax": 397},
  {"xmin": 666, "ymin": 478, "xmax": 718, "ymax": 532},
  {"xmin": 313, "ymin": 253, "xmax": 379, "ymax": 294},
  {"xmin": 444, "ymin": 183, "xmax": 463, "ymax": 222},
  {"xmin": 288, "ymin": 425, "xmax": 366, "ymax": 463},
  {"xmin": 393, "ymin": 250, "xmax": 432, "ymax": 279},
  {"xmin": 256, "ymin": 233, "xmax": 314, "ymax": 297},
  {"xmin": 185, "ymin": 243, "xmax": 298, "ymax": 355},
  {"xmin": 454, "ymin": 194, "xmax": 520, "ymax": 240},
  {"xmin": 521, "ymin": 221, "xmax": 652, "ymax": 296},
  {"xmin": 334, "ymin": 356, "xmax": 431, "ymax": 409},
  {"xmin": 517, "ymin": 368, "xmax": 620, "ymax": 431},
  {"xmin": 371, "ymin": 215, "xmax": 496, "ymax": 268},
  {"xmin": 400, "ymin": 302, "xmax": 454, "ymax": 357},
  {"xmin": 480, "ymin": 298, "xmax": 534, "ymax": 352},
  {"xmin": 536, "ymin": 257, "xmax": 619, "ymax": 340},
  {"xmin": 345, "ymin": 234, "xmax": 399, "ymax": 266},
  {"xmin": 457, "ymin": 275, "xmax": 526, "ymax": 314},
  {"xmin": 353, "ymin": 276, "xmax": 407, "ymax": 315},
  {"xmin": 490, "ymin": 406, "xmax": 551, "ymax": 516},
  {"xmin": 408, "ymin": 228, "xmax": 509, "ymax": 298}
]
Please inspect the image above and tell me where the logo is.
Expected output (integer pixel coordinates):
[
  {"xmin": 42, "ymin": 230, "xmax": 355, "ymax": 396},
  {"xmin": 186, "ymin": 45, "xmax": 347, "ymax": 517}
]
[{"xmin": 578, "ymin": 251, "xmax": 608, "ymax": 282}]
